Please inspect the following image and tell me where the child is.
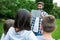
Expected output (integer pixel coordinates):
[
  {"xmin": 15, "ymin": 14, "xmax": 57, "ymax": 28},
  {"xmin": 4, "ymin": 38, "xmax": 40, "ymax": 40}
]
[
  {"xmin": 4, "ymin": 9, "xmax": 38, "ymax": 40},
  {"xmin": 1, "ymin": 19, "xmax": 14, "ymax": 40},
  {"xmin": 37, "ymin": 15, "xmax": 56, "ymax": 40}
]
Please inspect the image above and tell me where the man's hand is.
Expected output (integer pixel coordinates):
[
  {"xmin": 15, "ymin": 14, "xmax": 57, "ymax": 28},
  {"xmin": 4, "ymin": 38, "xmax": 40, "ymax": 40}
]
[{"xmin": 40, "ymin": 14, "xmax": 44, "ymax": 19}]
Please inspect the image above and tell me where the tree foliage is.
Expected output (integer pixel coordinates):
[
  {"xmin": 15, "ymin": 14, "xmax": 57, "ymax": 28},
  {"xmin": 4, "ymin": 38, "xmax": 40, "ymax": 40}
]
[
  {"xmin": 0, "ymin": 0, "xmax": 53, "ymax": 19},
  {"xmin": 53, "ymin": 3, "xmax": 60, "ymax": 18}
]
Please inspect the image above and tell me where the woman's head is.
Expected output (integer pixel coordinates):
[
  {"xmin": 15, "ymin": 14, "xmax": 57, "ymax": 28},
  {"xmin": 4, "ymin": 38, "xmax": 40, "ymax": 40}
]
[
  {"xmin": 3, "ymin": 19, "xmax": 14, "ymax": 35},
  {"xmin": 14, "ymin": 9, "xmax": 31, "ymax": 32}
]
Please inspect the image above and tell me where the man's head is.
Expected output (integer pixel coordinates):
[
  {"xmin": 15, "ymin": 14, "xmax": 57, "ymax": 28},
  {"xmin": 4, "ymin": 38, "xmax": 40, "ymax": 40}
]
[
  {"xmin": 41, "ymin": 15, "xmax": 56, "ymax": 33},
  {"xmin": 37, "ymin": 2, "xmax": 44, "ymax": 10}
]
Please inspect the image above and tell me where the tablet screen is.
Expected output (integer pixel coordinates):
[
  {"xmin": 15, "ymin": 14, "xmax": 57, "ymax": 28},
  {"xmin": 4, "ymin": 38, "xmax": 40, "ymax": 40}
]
[{"xmin": 31, "ymin": 10, "xmax": 41, "ymax": 17}]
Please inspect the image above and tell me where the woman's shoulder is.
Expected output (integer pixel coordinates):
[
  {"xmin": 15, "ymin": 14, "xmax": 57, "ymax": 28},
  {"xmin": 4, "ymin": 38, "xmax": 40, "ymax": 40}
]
[
  {"xmin": 25, "ymin": 30, "xmax": 33, "ymax": 34},
  {"xmin": 20, "ymin": 30, "xmax": 34, "ymax": 37},
  {"xmin": 9, "ymin": 27, "xmax": 14, "ymax": 30},
  {"xmin": 25, "ymin": 30, "xmax": 38, "ymax": 40},
  {"xmin": 24, "ymin": 30, "xmax": 35, "ymax": 37},
  {"xmin": 8, "ymin": 27, "xmax": 16, "ymax": 35}
]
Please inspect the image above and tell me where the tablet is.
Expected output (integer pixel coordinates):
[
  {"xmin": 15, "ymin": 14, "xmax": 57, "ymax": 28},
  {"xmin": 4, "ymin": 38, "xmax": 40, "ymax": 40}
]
[{"xmin": 31, "ymin": 10, "xmax": 41, "ymax": 17}]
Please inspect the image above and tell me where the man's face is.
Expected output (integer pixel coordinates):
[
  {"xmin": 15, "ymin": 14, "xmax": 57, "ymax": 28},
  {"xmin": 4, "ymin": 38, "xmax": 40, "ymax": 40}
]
[{"xmin": 37, "ymin": 4, "xmax": 43, "ymax": 10}]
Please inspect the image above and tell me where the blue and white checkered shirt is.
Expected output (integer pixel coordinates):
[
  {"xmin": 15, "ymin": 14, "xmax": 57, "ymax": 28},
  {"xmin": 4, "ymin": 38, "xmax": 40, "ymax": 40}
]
[{"xmin": 31, "ymin": 10, "xmax": 48, "ymax": 36}]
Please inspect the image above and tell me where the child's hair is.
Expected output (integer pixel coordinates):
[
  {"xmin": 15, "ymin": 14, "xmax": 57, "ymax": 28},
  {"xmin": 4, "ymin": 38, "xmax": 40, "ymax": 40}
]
[
  {"xmin": 42, "ymin": 15, "xmax": 56, "ymax": 33},
  {"xmin": 3, "ymin": 19, "xmax": 14, "ymax": 35},
  {"xmin": 14, "ymin": 9, "xmax": 31, "ymax": 31}
]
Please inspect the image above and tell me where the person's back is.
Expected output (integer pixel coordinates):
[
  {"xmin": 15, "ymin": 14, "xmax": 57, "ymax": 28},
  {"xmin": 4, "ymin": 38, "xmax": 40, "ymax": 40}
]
[
  {"xmin": 37, "ymin": 15, "xmax": 56, "ymax": 40},
  {"xmin": 4, "ymin": 27, "xmax": 37, "ymax": 40},
  {"xmin": 1, "ymin": 19, "xmax": 14, "ymax": 40},
  {"xmin": 4, "ymin": 9, "xmax": 38, "ymax": 40}
]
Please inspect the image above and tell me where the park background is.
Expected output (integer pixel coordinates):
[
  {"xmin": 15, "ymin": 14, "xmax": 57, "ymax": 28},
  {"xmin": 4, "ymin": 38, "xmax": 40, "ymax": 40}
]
[{"xmin": 0, "ymin": 0, "xmax": 60, "ymax": 40}]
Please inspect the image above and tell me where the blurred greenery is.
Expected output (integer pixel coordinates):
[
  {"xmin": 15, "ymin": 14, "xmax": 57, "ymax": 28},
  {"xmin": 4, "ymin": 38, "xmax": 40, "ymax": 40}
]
[
  {"xmin": 53, "ymin": 3, "xmax": 60, "ymax": 18},
  {"xmin": 0, "ymin": 21, "xmax": 4, "ymax": 38},
  {"xmin": 0, "ymin": 0, "xmax": 54, "ymax": 19},
  {"xmin": 52, "ymin": 19, "xmax": 60, "ymax": 40}
]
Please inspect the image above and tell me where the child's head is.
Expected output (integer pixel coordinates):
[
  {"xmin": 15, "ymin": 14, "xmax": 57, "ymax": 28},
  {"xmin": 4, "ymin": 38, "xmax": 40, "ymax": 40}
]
[
  {"xmin": 14, "ymin": 9, "xmax": 31, "ymax": 32},
  {"xmin": 3, "ymin": 19, "xmax": 14, "ymax": 35},
  {"xmin": 41, "ymin": 15, "xmax": 56, "ymax": 33}
]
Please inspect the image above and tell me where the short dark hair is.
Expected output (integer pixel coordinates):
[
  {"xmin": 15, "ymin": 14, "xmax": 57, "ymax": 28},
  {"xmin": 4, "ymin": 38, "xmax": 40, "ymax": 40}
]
[
  {"xmin": 42, "ymin": 15, "xmax": 56, "ymax": 33},
  {"xmin": 38, "ymin": 2, "xmax": 44, "ymax": 6},
  {"xmin": 3, "ymin": 19, "xmax": 14, "ymax": 35},
  {"xmin": 14, "ymin": 9, "xmax": 31, "ymax": 31}
]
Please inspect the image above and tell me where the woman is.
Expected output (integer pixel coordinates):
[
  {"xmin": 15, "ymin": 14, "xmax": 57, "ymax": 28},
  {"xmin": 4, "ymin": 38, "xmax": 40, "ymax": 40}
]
[{"xmin": 4, "ymin": 9, "xmax": 38, "ymax": 40}]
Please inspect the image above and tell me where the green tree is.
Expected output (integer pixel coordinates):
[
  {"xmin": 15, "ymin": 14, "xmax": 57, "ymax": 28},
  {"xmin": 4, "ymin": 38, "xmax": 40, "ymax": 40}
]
[
  {"xmin": 0, "ymin": 0, "xmax": 37, "ymax": 19},
  {"xmin": 0, "ymin": 0, "xmax": 53, "ymax": 19},
  {"xmin": 53, "ymin": 3, "xmax": 60, "ymax": 18},
  {"xmin": 0, "ymin": 0, "xmax": 17, "ymax": 19}
]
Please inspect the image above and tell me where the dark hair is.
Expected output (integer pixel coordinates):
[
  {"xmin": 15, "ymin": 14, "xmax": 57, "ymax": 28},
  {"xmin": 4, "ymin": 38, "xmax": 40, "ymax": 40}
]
[
  {"xmin": 42, "ymin": 15, "xmax": 56, "ymax": 33},
  {"xmin": 38, "ymin": 2, "xmax": 44, "ymax": 6},
  {"xmin": 3, "ymin": 19, "xmax": 14, "ymax": 35},
  {"xmin": 14, "ymin": 9, "xmax": 31, "ymax": 31}
]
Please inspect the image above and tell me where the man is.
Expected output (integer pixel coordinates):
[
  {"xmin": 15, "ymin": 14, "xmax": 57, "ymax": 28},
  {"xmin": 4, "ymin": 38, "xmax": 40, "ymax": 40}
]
[
  {"xmin": 37, "ymin": 2, "xmax": 48, "ymax": 18},
  {"xmin": 37, "ymin": 15, "xmax": 56, "ymax": 40},
  {"xmin": 31, "ymin": 2, "xmax": 48, "ymax": 36}
]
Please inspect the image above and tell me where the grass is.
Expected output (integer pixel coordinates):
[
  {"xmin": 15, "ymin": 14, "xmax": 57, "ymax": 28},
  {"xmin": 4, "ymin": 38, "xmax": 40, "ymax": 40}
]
[
  {"xmin": 0, "ymin": 21, "xmax": 4, "ymax": 38},
  {"xmin": 0, "ymin": 19, "xmax": 60, "ymax": 40},
  {"xmin": 52, "ymin": 19, "xmax": 60, "ymax": 40}
]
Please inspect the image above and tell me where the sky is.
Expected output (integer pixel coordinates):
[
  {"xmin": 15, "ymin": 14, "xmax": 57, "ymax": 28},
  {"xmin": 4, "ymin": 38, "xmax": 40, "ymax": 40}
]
[{"xmin": 53, "ymin": 0, "xmax": 60, "ymax": 6}]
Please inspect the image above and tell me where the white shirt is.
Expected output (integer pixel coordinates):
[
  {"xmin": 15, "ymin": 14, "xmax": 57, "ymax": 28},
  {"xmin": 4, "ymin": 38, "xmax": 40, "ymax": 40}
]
[
  {"xmin": 33, "ymin": 17, "xmax": 39, "ymax": 32},
  {"xmin": 3, "ymin": 27, "xmax": 38, "ymax": 40}
]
